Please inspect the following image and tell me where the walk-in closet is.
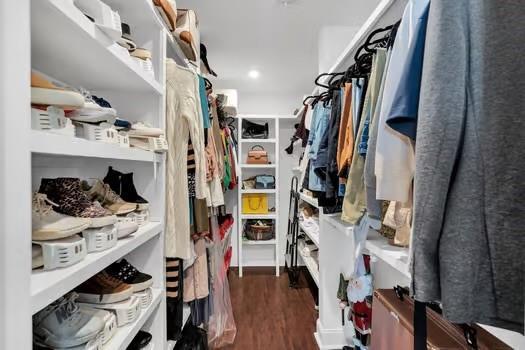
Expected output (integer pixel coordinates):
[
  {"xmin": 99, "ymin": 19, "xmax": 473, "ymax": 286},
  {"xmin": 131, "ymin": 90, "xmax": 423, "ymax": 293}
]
[{"xmin": 1, "ymin": 0, "xmax": 523, "ymax": 349}]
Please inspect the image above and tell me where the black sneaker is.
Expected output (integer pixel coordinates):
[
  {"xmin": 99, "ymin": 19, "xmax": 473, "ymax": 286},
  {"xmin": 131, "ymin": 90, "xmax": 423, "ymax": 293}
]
[
  {"xmin": 127, "ymin": 330, "xmax": 152, "ymax": 350},
  {"xmin": 106, "ymin": 259, "xmax": 153, "ymax": 292},
  {"xmin": 103, "ymin": 167, "xmax": 149, "ymax": 210}
]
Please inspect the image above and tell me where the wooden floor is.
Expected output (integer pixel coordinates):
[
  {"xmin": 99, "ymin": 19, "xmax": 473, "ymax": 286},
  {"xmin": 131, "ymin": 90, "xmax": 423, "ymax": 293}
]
[{"xmin": 221, "ymin": 268, "xmax": 318, "ymax": 350}]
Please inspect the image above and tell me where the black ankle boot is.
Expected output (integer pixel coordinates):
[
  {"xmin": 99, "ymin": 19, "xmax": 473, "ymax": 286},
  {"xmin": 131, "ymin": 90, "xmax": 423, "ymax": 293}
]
[
  {"xmin": 103, "ymin": 166, "xmax": 122, "ymax": 194},
  {"xmin": 242, "ymin": 119, "xmax": 269, "ymax": 139},
  {"xmin": 103, "ymin": 167, "xmax": 149, "ymax": 210},
  {"xmin": 120, "ymin": 172, "xmax": 148, "ymax": 210}
]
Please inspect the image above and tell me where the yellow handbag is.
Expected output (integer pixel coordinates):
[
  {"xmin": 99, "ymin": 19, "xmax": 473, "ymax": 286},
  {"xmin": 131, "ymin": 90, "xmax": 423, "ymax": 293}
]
[{"xmin": 242, "ymin": 194, "xmax": 268, "ymax": 214}]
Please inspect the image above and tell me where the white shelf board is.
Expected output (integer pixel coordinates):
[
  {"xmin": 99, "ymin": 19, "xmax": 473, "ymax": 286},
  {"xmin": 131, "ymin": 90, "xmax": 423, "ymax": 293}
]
[
  {"xmin": 300, "ymin": 253, "xmax": 319, "ymax": 287},
  {"xmin": 299, "ymin": 192, "xmax": 319, "ymax": 208},
  {"xmin": 242, "ymin": 239, "xmax": 277, "ymax": 245},
  {"xmin": 31, "ymin": 222, "xmax": 162, "ymax": 314},
  {"xmin": 240, "ymin": 213, "xmax": 277, "ymax": 220},
  {"xmin": 322, "ymin": 213, "xmax": 354, "ymax": 236},
  {"xmin": 239, "ymin": 164, "xmax": 276, "ymax": 169},
  {"xmin": 31, "ymin": 0, "xmax": 162, "ymax": 94},
  {"xmin": 365, "ymin": 230, "xmax": 410, "ymax": 279},
  {"xmin": 31, "ymin": 130, "xmax": 162, "ymax": 162},
  {"xmin": 239, "ymin": 138, "xmax": 277, "ymax": 143},
  {"xmin": 104, "ymin": 288, "xmax": 162, "ymax": 350},
  {"xmin": 241, "ymin": 189, "xmax": 276, "ymax": 194},
  {"xmin": 299, "ymin": 221, "xmax": 320, "ymax": 247},
  {"xmin": 167, "ymin": 303, "xmax": 192, "ymax": 350}
]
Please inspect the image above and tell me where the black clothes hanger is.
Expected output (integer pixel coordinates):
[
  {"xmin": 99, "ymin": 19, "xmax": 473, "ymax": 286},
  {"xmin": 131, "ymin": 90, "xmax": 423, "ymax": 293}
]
[
  {"xmin": 314, "ymin": 72, "xmax": 345, "ymax": 89},
  {"xmin": 204, "ymin": 77, "xmax": 213, "ymax": 91}
]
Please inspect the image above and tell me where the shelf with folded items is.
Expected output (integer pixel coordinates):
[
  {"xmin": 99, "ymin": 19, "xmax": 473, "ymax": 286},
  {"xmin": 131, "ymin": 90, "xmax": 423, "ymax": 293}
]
[
  {"xmin": 31, "ymin": 0, "xmax": 163, "ymax": 94},
  {"xmin": 104, "ymin": 287, "xmax": 162, "ymax": 350},
  {"xmin": 299, "ymin": 221, "xmax": 320, "ymax": 247},
  {"xmin": 364, "ymin": 230, "xmax": 411, "ymax": 279},
  {"xmin": 31, "ymin": 222, "xmax": 162, "ymax": 314},
  {"xmin": 30, "ymin": 130, "xmax": 163, "ymax": 163}
]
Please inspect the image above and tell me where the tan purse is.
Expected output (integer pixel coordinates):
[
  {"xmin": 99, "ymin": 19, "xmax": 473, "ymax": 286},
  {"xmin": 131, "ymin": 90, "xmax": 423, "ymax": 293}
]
[
  {"xmin": 246, "ymin": 145, "xmax": 269, "ymax": 164},
  {"xmin": 173, "ymin": 9, "xmax": 199, "ymax": 61}
]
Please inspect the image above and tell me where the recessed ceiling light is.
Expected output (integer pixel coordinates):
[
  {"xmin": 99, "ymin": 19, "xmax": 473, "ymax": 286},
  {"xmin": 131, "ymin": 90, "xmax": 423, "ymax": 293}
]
[{"xmin": 248, "ymin": 70, "xmax": 260, "ymax": 79}]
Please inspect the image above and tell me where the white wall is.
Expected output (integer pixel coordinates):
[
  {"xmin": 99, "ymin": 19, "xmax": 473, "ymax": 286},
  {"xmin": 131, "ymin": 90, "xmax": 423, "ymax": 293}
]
[
  {"xmin": 318, "ymin": 26, "xmax": 359, "ymax": 74},
  {"xmin": 238, "ymin": 92, "xmax": 302, "ymax": 115}
]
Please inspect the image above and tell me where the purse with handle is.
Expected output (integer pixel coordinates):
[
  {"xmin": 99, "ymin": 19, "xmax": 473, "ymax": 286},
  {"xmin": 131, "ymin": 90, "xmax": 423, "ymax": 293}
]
[
  {"xmin": 241, "ymin": 194, "xmax": 268, "ymax": 214},
  {"xmin": 246, "ymin": 145, "xmax": 269, "ymax": 164},
  {"xmin": 255, "ymin": 175, "xmax": 275, "ymax": 189}
]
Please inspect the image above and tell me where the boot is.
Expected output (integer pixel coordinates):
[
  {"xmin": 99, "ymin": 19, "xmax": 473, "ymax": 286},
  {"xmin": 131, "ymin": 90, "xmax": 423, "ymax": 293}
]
[
  {"xmin": 103, "ymin": 167, "xmax": 149, "ymax": 210},
  {"xmin": 241, "ymin": 119, "xmax": 268, "ymax": 139}
]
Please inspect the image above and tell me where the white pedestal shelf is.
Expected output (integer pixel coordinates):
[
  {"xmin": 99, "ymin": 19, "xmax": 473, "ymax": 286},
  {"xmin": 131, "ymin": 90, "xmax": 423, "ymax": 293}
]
[
  {"xmin": 365, "ymin": 230, "xmax": 410, "ymax": 279},
  {"xmin": 31, "ymin": 222, "xmax": 162, "ymax": 314},
  {"xmin": 299, "ymin": 221, "xmax": 320, "ymax": 247},
  {"xmin": 237, "ymin": 115, "xmax": 281, "ymax": 277},
  {"xmin": 31, "ymin": 0, "xmax": 163, "ymax": 93},
  {"xmin": 31, "ymin": 130, "xmax": 163, "ymax": 163},
  {"xmin": 104, "ymin": 288, "xmax": 162, "ymax": 350}
]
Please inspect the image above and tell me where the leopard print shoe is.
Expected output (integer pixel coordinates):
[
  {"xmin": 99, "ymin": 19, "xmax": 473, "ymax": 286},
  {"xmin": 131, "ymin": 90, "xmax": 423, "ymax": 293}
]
[{"xmin": 39, "ymin": 178, "xmax": 117, "ymax": 228}]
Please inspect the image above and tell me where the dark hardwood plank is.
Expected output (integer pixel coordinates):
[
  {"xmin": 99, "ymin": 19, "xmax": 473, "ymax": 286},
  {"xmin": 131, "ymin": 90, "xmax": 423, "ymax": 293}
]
[{"xmin": 219, "ymin": 268, "xmax": 318, "ymax": 350}]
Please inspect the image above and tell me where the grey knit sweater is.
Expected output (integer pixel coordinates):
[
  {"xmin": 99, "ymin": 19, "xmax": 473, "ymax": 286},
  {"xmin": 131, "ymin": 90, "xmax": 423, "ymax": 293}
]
[{"xmin": 411, "ymin": 0, "xmax": 524, "ymax": 332}]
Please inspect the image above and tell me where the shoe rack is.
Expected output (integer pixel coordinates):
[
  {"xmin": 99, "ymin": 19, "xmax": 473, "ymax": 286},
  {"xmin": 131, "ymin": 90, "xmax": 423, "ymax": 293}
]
[{"xmin": 0, "ymin": 1, "xmax": 189, "ymax": 348}]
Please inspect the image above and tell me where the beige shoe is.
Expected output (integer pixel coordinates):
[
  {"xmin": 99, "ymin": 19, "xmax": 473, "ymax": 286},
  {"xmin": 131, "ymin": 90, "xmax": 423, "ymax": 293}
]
[
  {"xmin": 31, "ymin": 72, "xmax": 85, "ymax": 109},
  {"xmin": 81, "ymin": 179, "xmax": 137, "ymax": 215},
  {"xmin": 32, "ymin": 192, "xmax": 91, "ymax": 240}
]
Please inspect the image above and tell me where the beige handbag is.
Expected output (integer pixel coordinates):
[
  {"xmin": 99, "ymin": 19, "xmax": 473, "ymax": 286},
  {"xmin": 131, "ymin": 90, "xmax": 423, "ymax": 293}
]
[
  {"xmin": 246, "ymin": 145, "xmax": 269, "ymax": 164},
  {"xmin": 173, "ymin": 9, "xmax": 200, "ymax": 61}
]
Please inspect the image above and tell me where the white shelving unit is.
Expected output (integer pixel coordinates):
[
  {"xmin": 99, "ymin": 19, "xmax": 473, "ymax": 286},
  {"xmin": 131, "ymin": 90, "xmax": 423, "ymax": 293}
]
[
  {"xmin": 0, "ymin": 0, "xmax": 196, "ymax": 348},
  {"xmin": 293, "ymin": 0, "xmax": 525, "ymax": 340},
  {"xmin": 237, "ymin": 115, "xmax": 280, "ymax": 277}
]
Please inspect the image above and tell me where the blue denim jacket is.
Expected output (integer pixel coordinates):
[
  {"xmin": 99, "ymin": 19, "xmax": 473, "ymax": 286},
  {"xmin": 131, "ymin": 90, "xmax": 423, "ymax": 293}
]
[{"xmin": 307, "ymin": 103, "xmax": 331, "ymax": 191}]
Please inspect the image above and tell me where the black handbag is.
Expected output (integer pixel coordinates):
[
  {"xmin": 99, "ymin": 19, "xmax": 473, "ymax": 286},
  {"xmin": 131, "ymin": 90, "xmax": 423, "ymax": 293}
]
[
  {"xmin": 255, "ymin": 174, "xmax": 275, "ymax": 189},
  {"xmin": 242, "ymin": 119, "xmax": 269, "ymax": 139}
]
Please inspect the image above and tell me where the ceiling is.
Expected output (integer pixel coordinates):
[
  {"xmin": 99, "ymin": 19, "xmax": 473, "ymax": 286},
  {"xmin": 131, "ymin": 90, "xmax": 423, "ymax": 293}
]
[{"xmin": 177, "ymin": 0, "xmax": 381, "ymax": 106}]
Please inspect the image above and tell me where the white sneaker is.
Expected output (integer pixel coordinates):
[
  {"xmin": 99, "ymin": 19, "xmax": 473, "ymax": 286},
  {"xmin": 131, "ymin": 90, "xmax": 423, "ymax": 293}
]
[
  {"xmin": 68, "ymin": 101, "xmax": 117, "ymax": 123},
  {"xmin": 33, "ymin": 292, "xmax": 105, "ymax": 348},
  {"xmin": 116, "ymin": 220, "xmax": 139, "ymax": 239},
  {"xmin": 32, "ymin": 193, "xmax": 91, "ymax": 241},
  {"xmin": 128, "ymin": 122, "xmax": 164, "ymax": 137}
]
